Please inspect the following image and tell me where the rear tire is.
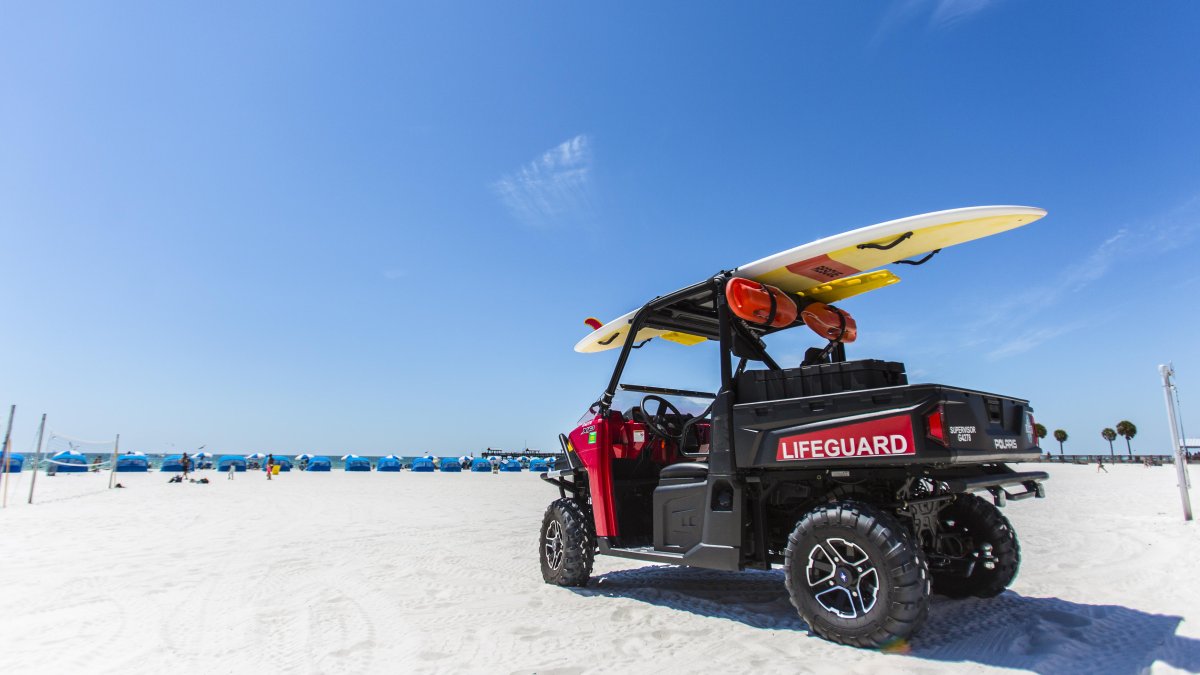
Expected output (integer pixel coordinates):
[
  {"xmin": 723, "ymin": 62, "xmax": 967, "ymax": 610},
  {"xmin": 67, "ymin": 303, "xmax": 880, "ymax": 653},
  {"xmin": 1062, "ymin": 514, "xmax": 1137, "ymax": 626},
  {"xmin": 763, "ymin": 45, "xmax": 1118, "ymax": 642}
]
[
  {"xmin": 931, "ymin": 493, "xmax": 1020, "ymax": 598},
  {"xmin": 540, "ymin": 498, "xmax": 594, "ymax": 587},
  {"xmin": 784, "ymin": 500, "xmax": 930, "ymax": 649}
]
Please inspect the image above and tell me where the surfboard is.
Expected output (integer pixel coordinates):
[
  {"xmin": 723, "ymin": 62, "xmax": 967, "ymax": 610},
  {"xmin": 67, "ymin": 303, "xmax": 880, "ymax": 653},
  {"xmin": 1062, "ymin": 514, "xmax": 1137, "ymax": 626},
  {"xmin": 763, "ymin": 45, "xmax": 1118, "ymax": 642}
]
[{"xmin": 575, "ymin": 205, "xmax": 1046, "ymax": 353}]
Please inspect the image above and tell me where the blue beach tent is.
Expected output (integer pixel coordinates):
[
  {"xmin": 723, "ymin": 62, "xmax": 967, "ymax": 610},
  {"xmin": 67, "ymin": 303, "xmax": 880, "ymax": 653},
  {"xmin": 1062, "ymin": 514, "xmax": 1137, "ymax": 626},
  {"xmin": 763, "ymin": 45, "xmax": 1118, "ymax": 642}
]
[
  {"xmin": 410, "ymin": 456, "xmax": 435, "ymax": 472},
  {"xmin": 269, "ymin": 457, "xmax": 293, "ymax": 472},
  {"xmin": 217, "ymin": 455, "xmax": 247, "ymax": 472},
  {"xmin": 377, "ymin": 456, "xmax": 402, "ymax": 472},
  {"xmin": 306, "ymin": 455, "xmax": 332, "ymax": 471},
  {"xmin": 344, "ymin": 455, "xmax": 371, "ymax": 472},
  {"xmin": 528, "ymin": 458, "xmax": 550, "ymax": 472},
  {"xmin": 160, "ymin": 454, "xmax": 184, "ymax": 471},
  {"xmin": 115, "ymin": 454, "xmax": 150, "ymax": 472},
  {"xmin": 439, "ymin": 458, "xmax": 461, "ymax": 472},
  {"xmin": 51, "ymin": 450, "xmax": 88, "ymax": 472},
  {"xmin": 1, "ymin": 453, "xmax": 24, "ymax": 472},
  {"xmin": 499, "ymin": 458, "xmax": 523, "ymax": 472},
  {"xmin": 470, "ymin": 458, "xmax": 492, "ymax": 472}
]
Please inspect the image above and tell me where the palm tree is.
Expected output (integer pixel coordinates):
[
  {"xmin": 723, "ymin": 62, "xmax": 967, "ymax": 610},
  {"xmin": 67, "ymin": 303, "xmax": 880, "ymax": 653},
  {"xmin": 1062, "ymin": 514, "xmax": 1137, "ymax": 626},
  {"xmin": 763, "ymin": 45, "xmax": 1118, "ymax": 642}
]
[
  {"xmin": 1053, "ymin": 429, "xmax": 1068, "ymax": 456},
  {"xmin": 1116, "ymin": 420, "xmax": 1137, "ymax": 456},
  {"xmin": 1034, "ymin": 423, "xmax": 1047, "ymax": 443},
  {"xmin": 1101, "ymin": 428, "xmax": 1117, "ymax": 458}
]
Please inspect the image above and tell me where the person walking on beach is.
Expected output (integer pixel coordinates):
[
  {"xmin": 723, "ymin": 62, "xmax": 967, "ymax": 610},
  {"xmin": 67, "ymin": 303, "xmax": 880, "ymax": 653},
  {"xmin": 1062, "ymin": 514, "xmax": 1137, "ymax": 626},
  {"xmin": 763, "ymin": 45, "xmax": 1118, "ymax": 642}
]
[
  {"xmin": 227, "ymin": 461, "xmax": 236, "ymax": 480},
  {"xmin": 266, "ymin": 454, "xmax": 275, "ymax": 480},
  {"xmin": 181, "ymin": 452, "xmax": 191, "ymax": 479},
  {"xmin": 1097, "ymin": 459, "xmax": 1108, "ymax": 473}
]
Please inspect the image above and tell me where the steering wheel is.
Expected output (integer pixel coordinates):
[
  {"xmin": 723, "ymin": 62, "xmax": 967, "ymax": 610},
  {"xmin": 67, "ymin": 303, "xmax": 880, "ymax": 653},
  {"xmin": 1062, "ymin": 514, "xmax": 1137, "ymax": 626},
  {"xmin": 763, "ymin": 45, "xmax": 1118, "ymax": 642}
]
[{"xmin": 635, "ymin": 395, "xmax": 685, "ymax": 442}]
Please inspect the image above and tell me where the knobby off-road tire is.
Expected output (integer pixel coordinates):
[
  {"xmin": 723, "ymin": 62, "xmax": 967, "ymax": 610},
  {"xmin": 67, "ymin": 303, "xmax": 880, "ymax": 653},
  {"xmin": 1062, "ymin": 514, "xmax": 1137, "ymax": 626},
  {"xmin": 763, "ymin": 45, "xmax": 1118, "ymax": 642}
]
[
  {"xmin": 932, "ymin": 493, "xmax": 1020, "ymax": 599},
  {"xmin": 540, "ymin": 498, "xmax": 595, "ymax": 587},
  {"xmin": 785, "ymin": 500, "xmax": 931, "ymax": 649}
]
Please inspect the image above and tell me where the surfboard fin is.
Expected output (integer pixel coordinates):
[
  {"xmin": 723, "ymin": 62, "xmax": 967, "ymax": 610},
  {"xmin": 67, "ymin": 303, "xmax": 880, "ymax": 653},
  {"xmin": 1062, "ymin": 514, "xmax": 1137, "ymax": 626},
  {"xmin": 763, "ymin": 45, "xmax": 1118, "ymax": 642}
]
[{"xmin": 584, "ymin": 317, "xmax": 603, "ymax": 331}]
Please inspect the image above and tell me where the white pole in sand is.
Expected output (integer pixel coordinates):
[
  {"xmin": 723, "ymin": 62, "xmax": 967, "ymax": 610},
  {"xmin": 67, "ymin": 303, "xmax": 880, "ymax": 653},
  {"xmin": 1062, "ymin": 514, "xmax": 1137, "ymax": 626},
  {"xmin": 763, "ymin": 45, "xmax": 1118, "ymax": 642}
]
[
  {"xmin": 107, "ymin": 434, "xmax": 120, "ymax": 489},
  {"xmin": 2, "ymin": 405, "xmax": 15, "ymax": 508},
  {"xmin": 27, "ymin": 414, "xmax": 47, "ymax": 504},
  {"xmin": 1159, "ymin": 364, "xmax": 1192, "ymax": 522}
]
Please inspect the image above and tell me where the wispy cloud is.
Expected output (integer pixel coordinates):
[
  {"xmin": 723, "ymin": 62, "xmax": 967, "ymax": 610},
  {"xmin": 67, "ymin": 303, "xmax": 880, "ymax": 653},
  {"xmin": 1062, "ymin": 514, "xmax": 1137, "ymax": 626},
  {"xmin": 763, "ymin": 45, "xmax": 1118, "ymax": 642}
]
[
  {"xmin": 967, "ymin": 194, "xmax": 1200, "ymax": 358},
  {"xmin": 873, "ymin": 0, "xmax": 999, "ymax": 42},
  {"xmin": 493, "ymin": 135, "xmax": 594, "ymax": 228},
  {"xmin": 930, "ymin": 0, "xmax": 997, "ymax": 28},
  {"xmin": 985, "ymin": 322, "xmax": 1086, "ymax": 361}
]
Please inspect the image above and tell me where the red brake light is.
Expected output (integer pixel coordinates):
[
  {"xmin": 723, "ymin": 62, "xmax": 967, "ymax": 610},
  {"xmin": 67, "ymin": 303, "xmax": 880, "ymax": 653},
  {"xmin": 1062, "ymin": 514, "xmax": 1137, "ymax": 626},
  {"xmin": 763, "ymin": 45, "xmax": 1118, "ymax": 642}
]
[{"xmin": 926, "ymin": 406, "xmax": 947, "ymax": 446}]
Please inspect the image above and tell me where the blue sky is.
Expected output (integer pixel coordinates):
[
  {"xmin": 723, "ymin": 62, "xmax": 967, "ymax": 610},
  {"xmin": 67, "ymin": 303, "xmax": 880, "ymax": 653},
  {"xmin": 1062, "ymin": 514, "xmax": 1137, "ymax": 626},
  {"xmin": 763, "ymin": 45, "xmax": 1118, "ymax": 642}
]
[{"xmin": 2, "ymin": 2, "xmax": 1198, "ymax": 456}]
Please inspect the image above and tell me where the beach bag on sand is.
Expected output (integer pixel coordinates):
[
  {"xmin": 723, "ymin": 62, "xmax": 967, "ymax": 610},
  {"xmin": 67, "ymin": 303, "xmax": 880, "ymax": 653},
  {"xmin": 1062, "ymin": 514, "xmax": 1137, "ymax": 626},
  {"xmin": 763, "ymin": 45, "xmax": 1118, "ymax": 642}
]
[{"xmin": 272, "ymin": 465, "xmax": 280, "ymax": 475}]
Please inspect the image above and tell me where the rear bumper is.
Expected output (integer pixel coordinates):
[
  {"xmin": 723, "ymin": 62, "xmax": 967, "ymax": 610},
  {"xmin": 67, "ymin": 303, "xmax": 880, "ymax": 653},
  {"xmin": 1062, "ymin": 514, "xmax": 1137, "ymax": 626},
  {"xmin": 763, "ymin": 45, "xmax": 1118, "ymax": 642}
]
[{"xmin": 943, "ymin": 469, "xmax": 1047, "ymax": 504}]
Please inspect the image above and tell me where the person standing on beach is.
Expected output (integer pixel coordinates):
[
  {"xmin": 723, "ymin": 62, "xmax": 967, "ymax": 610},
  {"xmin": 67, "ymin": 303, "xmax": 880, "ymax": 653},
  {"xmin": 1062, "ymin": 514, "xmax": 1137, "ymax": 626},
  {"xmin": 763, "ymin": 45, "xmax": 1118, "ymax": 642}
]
[
  {"xmin": 181, "ymin": 452, "xmax": 191, "ymax": 479},
  {"xmin": 266, "ymin": 454, "xmax": 275, "ymax": 480},
  {"xmin": 1097, "ymin": 459, "xmax": 1108, "ymax": 473}
]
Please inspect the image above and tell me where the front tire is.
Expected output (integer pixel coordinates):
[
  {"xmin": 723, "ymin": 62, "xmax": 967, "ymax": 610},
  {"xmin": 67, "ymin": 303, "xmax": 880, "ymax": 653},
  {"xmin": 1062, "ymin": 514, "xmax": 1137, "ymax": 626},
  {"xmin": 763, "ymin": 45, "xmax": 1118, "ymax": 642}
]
[
  {"xmin": 784, "ymin": 501, "xmax": 930, "ymax": 648},
  {"xmin": 540, "ymin": 498, "xmax": 594, "ymax": 587},
  {"xmin": 931, "ymin": 493, "xmax": 1020, "ymax": 598}
]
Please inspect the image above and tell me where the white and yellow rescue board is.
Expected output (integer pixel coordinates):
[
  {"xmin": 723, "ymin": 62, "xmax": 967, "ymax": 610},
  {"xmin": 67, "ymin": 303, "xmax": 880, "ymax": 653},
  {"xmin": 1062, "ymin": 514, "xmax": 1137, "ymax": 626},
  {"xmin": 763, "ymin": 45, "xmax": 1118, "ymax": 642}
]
[{"xmin": 575, "ymin": 205, "xmax": 1045, "ymax": 353}]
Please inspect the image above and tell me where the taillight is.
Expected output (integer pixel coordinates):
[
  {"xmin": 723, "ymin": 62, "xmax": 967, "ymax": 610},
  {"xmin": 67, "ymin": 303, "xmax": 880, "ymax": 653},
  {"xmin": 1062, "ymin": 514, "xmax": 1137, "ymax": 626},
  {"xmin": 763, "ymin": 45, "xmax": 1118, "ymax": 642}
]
[{"xmin": 926, "ymin": 405, "xmax": 947, "ymax": 446}]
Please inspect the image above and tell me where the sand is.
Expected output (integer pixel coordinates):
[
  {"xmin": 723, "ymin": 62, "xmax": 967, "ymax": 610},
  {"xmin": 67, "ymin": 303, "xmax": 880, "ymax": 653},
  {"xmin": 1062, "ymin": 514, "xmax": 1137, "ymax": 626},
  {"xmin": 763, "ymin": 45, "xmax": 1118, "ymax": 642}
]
[{"xmin": 2, "ymin": 463, "xmax": 1199, "ymax": 674}]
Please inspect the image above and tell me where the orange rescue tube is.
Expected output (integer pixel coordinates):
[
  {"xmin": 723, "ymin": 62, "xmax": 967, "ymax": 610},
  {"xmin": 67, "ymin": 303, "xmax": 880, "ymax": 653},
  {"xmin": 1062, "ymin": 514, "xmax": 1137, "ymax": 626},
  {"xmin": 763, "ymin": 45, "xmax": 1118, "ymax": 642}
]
[
  {"xmin": 726, "ymin": 278, "xmax": 798, "ymax": 328},
  {"xmin": 800, "ymin": 302, "xmax": 857, "ymax": 343}
]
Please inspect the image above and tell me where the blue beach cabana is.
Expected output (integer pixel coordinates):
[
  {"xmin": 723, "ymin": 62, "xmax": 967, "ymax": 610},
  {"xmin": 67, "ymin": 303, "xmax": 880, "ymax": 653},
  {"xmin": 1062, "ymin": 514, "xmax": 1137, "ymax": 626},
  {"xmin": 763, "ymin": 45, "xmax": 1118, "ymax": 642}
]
[
  {"xmin": 439, "ymin": 458, "xmax": 461, "ymax": 472},
  {"xmin": 377, "ymin": 455, "xmax": 403, "ymax": 472},
  {"xmin": 344, "ymin": 455, "xmax": 371, "ymax": 472},
  {"xmin": 410, "ymin": 456, "xmax": 436, "ymax": 472},
  {"xmin": 499, "ymin": 458, "xmax": 523, "ymax": 472},
  {"xmin": 528, "ymin": 458, "xmax": 550, "ymax": 472},
  {"xmin": 160, "ymin": 454, "xmax": 184, "ymax": 471},
  {"xmin": 115, "ymin": 454, "xmax": 150, "ymax": 472},
  {"xmin": 306, "ymin": 455, "xmax": 332, "ymax": 471},
  {"xmin": 51, "ymin": 450, "xmax": 88, "ymax": 472},
  {"xmin": 1, "ymin": 453, "xmax": 24, "ymax": 472},
  {"xmin": 470, "ymin": 458, "xmax": 492, "ymax": 472},
  {"xmin": 217, "ymin": 455, "xmax": 247, "ymax": 472},
  {"xmin": 270, "ymin": 457, "xmax": 293, "ymax": 472}
]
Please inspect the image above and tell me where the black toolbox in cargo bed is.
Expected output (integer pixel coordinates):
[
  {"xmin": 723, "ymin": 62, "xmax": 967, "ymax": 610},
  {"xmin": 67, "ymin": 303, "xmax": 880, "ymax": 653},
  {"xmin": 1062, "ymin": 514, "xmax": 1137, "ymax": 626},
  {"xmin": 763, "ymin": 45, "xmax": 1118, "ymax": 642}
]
[{"xmin": 737, "ymin": 359, "xmax": 908, "ymax": 402}]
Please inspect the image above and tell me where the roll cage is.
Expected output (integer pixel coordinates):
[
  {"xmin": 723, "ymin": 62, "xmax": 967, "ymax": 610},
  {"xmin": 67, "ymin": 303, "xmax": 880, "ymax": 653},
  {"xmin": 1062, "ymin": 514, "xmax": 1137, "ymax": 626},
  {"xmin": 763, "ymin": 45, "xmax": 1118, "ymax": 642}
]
[{"xmin": 595, "ymin": 271, "xmax": 847, "ymax": 472}]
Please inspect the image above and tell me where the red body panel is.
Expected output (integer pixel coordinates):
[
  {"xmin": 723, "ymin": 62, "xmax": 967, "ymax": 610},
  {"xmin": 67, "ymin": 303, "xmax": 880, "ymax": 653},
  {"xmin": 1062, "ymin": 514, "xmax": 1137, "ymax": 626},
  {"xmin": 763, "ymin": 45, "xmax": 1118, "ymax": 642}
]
[{"xmin": 569, "ymin": 415, "xmax": 617, "ymax": 537}]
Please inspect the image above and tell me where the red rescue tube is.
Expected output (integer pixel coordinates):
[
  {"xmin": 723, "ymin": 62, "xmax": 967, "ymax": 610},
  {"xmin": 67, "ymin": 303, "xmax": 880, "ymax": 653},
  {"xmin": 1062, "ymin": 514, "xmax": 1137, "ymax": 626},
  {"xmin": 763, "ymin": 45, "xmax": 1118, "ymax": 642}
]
[
  {"xmin": 726, "ymin": 278, "xmax": 798, "ymax": 329},
  {"xmin": 801, "ymin": 302, "xmax": 857, "ymax": 343}
]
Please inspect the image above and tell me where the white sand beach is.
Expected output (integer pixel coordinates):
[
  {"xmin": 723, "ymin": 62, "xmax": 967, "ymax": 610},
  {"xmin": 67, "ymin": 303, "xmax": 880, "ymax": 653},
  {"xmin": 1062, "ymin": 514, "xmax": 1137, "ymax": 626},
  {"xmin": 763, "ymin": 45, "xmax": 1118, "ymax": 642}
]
[{"xmin": 3, "ymin": 463, "xmax": 1199, "ymax": 674}]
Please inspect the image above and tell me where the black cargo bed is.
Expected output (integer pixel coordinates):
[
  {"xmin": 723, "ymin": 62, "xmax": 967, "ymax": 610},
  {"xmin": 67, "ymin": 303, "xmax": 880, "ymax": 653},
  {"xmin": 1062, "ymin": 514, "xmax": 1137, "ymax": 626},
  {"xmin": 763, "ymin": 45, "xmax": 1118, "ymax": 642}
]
[{"xmin": 731, "ymin": 381, "xmax": 1040, "ymax": 469}]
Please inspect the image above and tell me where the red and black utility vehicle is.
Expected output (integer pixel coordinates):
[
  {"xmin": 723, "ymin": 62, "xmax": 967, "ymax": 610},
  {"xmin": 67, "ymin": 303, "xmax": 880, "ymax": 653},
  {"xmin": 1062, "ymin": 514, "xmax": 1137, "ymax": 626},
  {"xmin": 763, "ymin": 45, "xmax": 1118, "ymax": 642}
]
[{"xmin": 539, "ymin": 265, "xmax": 1047, "ymax": 648}]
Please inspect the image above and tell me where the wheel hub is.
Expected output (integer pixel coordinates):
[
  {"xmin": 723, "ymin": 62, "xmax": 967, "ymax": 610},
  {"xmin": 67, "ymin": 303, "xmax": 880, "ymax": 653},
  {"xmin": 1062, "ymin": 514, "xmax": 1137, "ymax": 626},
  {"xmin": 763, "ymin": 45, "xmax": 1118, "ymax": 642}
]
[
  {"xmin": 544, "ymin": 520, "xmax": 564, "ymax": 570},
  {"xmin": 806, "ymin": 537, "xmax": 879, "ymax": 619}
]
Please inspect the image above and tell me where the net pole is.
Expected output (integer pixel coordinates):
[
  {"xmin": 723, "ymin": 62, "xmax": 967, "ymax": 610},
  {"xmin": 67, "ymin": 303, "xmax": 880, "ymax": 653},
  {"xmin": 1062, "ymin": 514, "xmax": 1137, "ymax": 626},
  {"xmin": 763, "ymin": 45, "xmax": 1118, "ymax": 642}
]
[
  {"xmin": 107, "ymin": 434, "xmax": 120, "ymax": 489},
  {"xmin": 1160, "ymin": 364, "xmax": 1193, "ymax": 522},
  {"xmin": 1, "ymin": 405, "xmax": 15, "ymax": 508},
  {"xmin": 27, "ymin": 415, "xmax": 46, "ymax": 504}
]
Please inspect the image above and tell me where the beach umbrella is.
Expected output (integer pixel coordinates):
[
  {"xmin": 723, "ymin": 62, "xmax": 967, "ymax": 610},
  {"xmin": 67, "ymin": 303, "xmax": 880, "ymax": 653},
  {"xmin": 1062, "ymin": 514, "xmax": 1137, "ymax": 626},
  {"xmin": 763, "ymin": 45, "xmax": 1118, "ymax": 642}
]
[
  {"xmin": 382, "ymin": 454, "xmax": 400, "ymax": 460},
  {"xmin": 246, "ymin": 452, "xmax": 266, "ymax": 459},
  {"xmin": 340, "ymin": 454, "xmax": 352, "ymax": 460},
  {"xmin": 194, "ymin": 451, "xmax": 212, "ymax": 459},
  {"xmin": 124, "ymin": 451, "xmax": 147, "ymax": 457},
  {"xmin": 295, "ymin": 453, "xmax": 313, "ymax": 461}
]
